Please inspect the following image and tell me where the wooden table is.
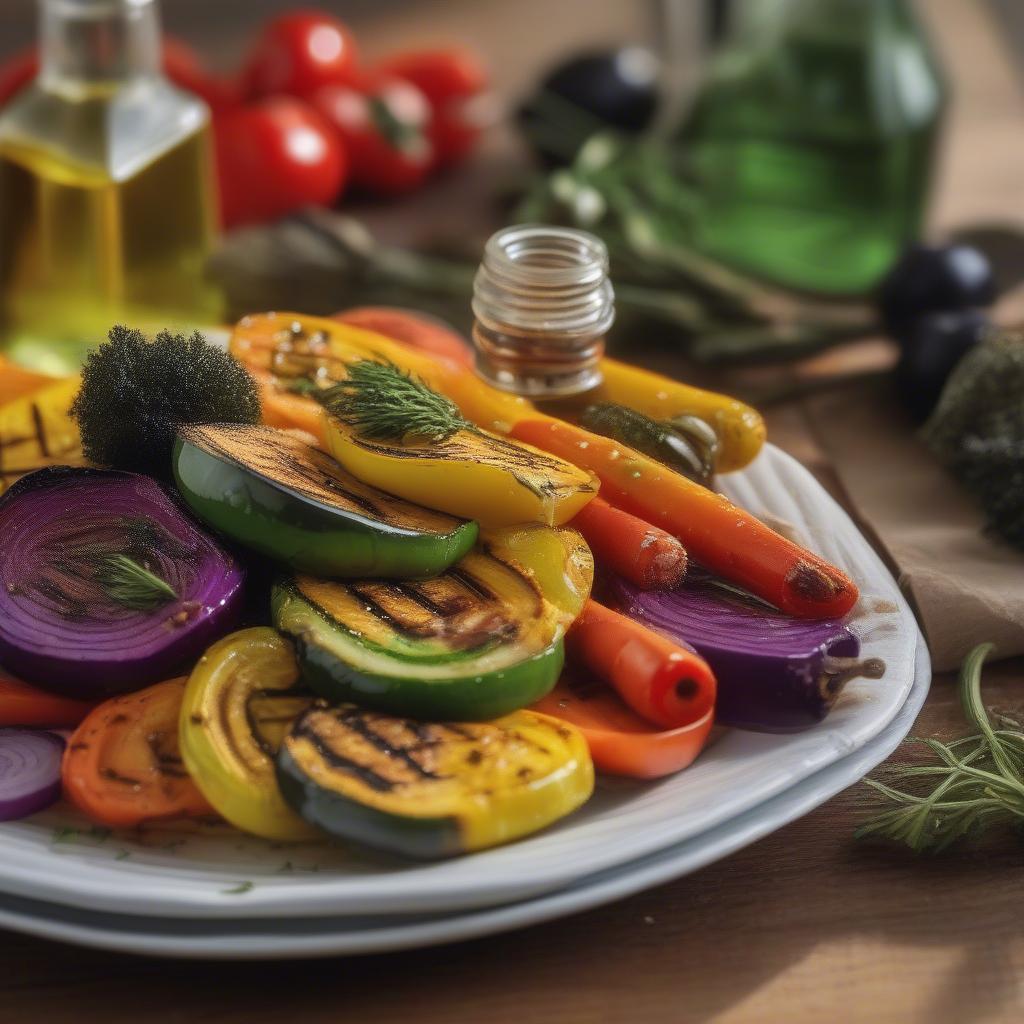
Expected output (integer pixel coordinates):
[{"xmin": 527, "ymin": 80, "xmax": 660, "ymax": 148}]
[{"xmin": 2, "ymin": 1, "xmax": 1024, "ymax": 1021}]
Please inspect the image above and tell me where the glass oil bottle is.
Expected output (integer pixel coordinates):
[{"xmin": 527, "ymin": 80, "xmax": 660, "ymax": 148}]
[{"xmin": 0, "ymin": 0, "xmax": 221, "ymax": 374}]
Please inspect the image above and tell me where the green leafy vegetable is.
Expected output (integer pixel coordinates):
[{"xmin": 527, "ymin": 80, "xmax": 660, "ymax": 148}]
[
  {"xmin": 856, "ymin": 643, "xmax": 1024, "ymax": 851},
  {"xmin": 317, "ymin": 360, "xmax": 472, "ymax": 441},
  {"xmin": 71, "ymin": 325, "xmax": 261, "ymax": 476},
  {"xmin": 924, "ymin": 328, "xmax": 1024, "ymax": 551}
]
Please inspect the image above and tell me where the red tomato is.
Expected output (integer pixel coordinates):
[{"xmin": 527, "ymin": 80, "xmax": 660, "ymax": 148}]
[
  {"xmin": 0, "ymin": 48, "xmax": 38, "ymax": 106},
  {"xmin": 311, "ymin": 77, "xmax": 433, "ymax": 196},
  {"xmin": 214, "ymin": 96, "xmax": 347, "ymax": 228},
  {"xmin": 377, "ymin": 48, "xmax": 489, "ymax": 167},
  {"xmin": 241, "ymin": 11, "xmax": 358, "ymax": 100},
  {"xmin": 0, "ymin": 39, "xmax": 237, "ymax": 112}
]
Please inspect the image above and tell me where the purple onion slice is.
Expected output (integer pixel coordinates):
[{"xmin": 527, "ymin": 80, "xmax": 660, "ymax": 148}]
[
  {"xmin": 0, "ymin": 729, "xmax": 64, "ymax": 821},
  {"xmin": 610, "ymin": 574, "xmax": 867, "ymax": 732},
  {"xmin": 0, "ymin": 467, "xmax": 244, "ymax": 697}
]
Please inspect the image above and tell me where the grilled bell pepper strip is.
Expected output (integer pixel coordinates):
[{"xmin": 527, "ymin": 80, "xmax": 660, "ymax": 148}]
[
  {"xmin": 591, "ymin": 358, "xmax": 765, "ymax": 472},
  {"xmin": 173, "ymin": 423, "xmax": 477, "ymax": 578},
  {"xmin": 180, "ymin": 628, "xmax": 319, "ymax": 841},
  {"xmin": 276, "ymin": 704, "xmax": 594, "ymax": 858},
  {"xmin": 0, "ymin": 674, "xmax": 95, "ymax": 728},
  {"xmin": 273, "ymin": 551, "xmax": 566, "ymax": 722},
  {"xmin": 511, "ymin": 418, "xmax": 859, "ymax": 620},
  {"xmin": 569, "ymin": 496, "xmax": 687, "ymax": 590},
  {"xmin": 62, "ymin": 678, "xmax": 215, "ymax": 829},
  {"xmin": 0, "ymin": 357, "xmax": 53, "ymax": 406},
  {"xmin": 0, "ymin": 375, "xmax": 82, "ymax": 494},
  {"xmin": 567, "ymin": 599, "xmax": 716, "ymax": 730},
  {"xmin": 533, "ymin": 672, "xmax": 714, "ymax": 779}
]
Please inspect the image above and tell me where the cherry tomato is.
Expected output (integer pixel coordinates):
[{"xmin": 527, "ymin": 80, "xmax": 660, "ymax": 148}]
[
  {"xmin": 378, "ymin": 48, "xmax": 489, "ymax": 167},
  {"xmin": 0, "ymin": 39, "xmax": 237, "ymax": 112},
  {"xmin": 241, "ymin": 11, "xmax": 358, "ymax": 100},
  {"xmin": 214, "ymin": 96, "xmax": 347, "ymax": 228},
  {"xmin": 311, "ymin": 77, "xmax": 433, "ymax": 196},
  {"xmin": 0, "ymin": 48, "xmax": 38, "ymax": 106}
]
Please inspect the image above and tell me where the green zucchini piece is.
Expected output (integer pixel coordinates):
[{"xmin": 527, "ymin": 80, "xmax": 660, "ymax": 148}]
[
  {"xmin": 173, "ymin": 423, "xmax": 477, "ymax": 579},
  {"xmin": 276, "ymin": 704, "xmax": 594, "ymax": 858},
  {"xmin": 272, "ymin": 550, "xmax": 565, "ymax": 721}
]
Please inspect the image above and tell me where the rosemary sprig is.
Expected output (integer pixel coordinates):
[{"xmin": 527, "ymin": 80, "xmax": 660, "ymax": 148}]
[
  {"xmin": 94, "ymin": 554, "xmax": 178, "ymax": 611},
  {"xmin": 856, "ymin": 643, "xmax": 1024, "ymax": 852},
  {"xmin": 316, "ymin": 360, "xmax": 472, "ymax": 442}
]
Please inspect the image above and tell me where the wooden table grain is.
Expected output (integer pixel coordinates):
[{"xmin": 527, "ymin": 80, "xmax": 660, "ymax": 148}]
[{"xmin": 2, "ymin": 1, "xmax": 1023, "ymax": 1021}]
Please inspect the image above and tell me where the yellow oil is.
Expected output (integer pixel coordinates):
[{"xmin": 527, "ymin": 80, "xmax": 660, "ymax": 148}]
[{"xmin": 0, "ymin": 126, "xmax": 222, "ymax": 374}]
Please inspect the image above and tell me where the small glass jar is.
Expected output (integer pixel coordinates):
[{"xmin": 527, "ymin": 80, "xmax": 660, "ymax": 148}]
[{"xmin": 471, "ymin": 224, "xmax": 615, "ymax": 398}]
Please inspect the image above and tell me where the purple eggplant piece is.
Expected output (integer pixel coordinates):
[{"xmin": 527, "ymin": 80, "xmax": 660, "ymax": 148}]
[{"xmin": 610, "ymin": 575, "xmax": 866, "ymax": 732}]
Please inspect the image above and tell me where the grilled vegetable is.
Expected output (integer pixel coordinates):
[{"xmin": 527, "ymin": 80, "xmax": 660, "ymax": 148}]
[
  {"xmin": 63, "ymin": 678, "xmax": 216, "ymax": 828},
  {"xmin": 533, "ymin": 672, "xmax": 713, "ymax": 779},
  {"xmin": 511, "ymin": 418, "xmax": 859, "ymax": 619},
  {"xmin": 0, "ymin": 375, "xmax": 82, "ymax": 495},
  {"xmin": 272, "ymin": 550, "xmax": 566, "ymax": 721},
  {"xmin": 0, "ymin": 674, "xmax": 94, "ymax": 728},
  {"xmin": 276, "ymin": 704, "xmax": 594, "ymax": 858},
  {"xmin": 321, "ymin": 361, "xmax": 596, "ymax": 527},
  {"xmin": 591, "ymin": 358, "xmax": 765, "ymax": 472},
  {"xmin": 0, "ymin": 356, "xmax": 52, "ymax": 406},
  {"xmin": 567, "ymin": 599, "xmax": 716, "ymax": 729},
  {"xmin": 180, "ymin": 628, "xmax": 318, "ymax": 841},
  {"xmin": 333, "ymin": 307, "xmax": 474, "ymax": 367},
  {"xmin": 569, "ymin": 496, "xmax": 687, "ymax": 590},
  {"xmin": 580, "ymin": 403, "xmax": 718, "ymax": 484},
  {"xmin": 0, "ymin": 468, "xmax": 244, "ymax": 697},
  {"xmin": 0, "ymin": 729, "xmax": 64, "ymax": 821},
  {"xmin": 173, "ymin": 422, "xmax": 477, "ymax": 578},
  {"xmin": 612, "ymin": 574, "xmax": 869, "ymax": 732}
]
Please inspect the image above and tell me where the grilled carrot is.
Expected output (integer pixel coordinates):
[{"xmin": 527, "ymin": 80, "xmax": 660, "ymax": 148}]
[
  {"xmin": 567, "ymin": 599, "xmax": 716, "ymax": 730},
  {"xmin": 511, "ymin": 418, "xmax": 858, "ymax": 619},
  {"xmin": 570, "ymin": 496, "xmax": 687, "ymax": 590},
  {"xmin": 0, "ymin": 674, "xmax": 95, "ymax": 728},
  {"xmin": 333, "ymin": 307, "xmax": 474, "ymax": 367}
]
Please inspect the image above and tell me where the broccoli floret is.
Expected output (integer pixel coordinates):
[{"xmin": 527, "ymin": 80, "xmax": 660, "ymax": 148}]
[
  {"xmin": 924, "ymin": 328, "xmax": 1024, "ymax": 549},
  {"xmin": 71, "ymin": 325, "xmax": 261, "ymax": 476}
]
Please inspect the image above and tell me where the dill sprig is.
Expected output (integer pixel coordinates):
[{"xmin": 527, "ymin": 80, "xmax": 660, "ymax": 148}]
[
  {"xmin": 316, "ymin": 360, "xmax": 472, "ymax": 442},
  {"xmin": 856, "ymin": 643, "xmax": 1024, "ymax": 852},
  {"xmin": 94, "ymin": 554, "xmax": 178, "ymax": 611}
]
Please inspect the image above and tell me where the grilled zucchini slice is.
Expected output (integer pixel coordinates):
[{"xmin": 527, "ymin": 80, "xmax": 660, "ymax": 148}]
[{"xmin": 276, "ymin": 704, "xmax": 594, "ymax": 858}]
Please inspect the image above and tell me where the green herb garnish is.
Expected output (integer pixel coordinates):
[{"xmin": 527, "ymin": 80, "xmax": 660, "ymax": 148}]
[
  {"xmin": 94, "ymin": 554, "xmax": 178, "ymax": 611},
  {"xmin": 222, "ymin": 881, "xmax": 255, "ymax": 895},
  {"xmin": 856, "ymin": 643, "xmax": 1024, "ymax": 851},
  {"xmin": 318, "ymin": 360, "xmax": 472, "ymax": 442}
]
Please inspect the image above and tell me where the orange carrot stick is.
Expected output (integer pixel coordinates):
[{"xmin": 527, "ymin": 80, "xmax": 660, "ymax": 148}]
[
  {"xmin": 567, "ymin": 599, "xmax": 716, "ymax": 730},
  {"xmin": 0, "ymin": 674, "xmax": 95, "ymax": 728},
  {"xmin": 333, "ymin": 307, "xmax": 474, "ymax": 367},
  {"xmin": 570, "ymin": 495, "xmax": 687, "ymax": 590},
  {"xmin": 511, "ymin": 418, "xmax": 858, "ymax": 619},
  {"xmin": 533, "ymin": 671, "xmax": 713, "ymax": 779}
]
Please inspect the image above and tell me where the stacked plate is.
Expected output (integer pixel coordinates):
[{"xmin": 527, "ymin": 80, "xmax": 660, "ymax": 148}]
[{"xmin": 0, "ymin": 445, "xmax": 928, "ymax": 959}]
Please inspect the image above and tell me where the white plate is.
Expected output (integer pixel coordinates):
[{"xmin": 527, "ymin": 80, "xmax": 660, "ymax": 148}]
[
  {"xmin": 0, "ymin": 444, "xmax": 922, "ymax": 919},
  {"xmin": 0, "ymin": 636, "xmax": 929, "ymax": 958}
]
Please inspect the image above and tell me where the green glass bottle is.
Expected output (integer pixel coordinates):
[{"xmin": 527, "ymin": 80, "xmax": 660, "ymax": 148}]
[{"xmin": 680, "ymin": 0, "xmax": 946, "ymax": 295}]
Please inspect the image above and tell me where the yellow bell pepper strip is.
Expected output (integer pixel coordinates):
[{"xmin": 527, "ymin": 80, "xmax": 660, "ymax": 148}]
[
  {"xmin": 590, "ymin": 358, "xmax": 766, "ymax": 472},
  {"xmin": 0, "ymin": 375, "xmax": 82, "ymax": 494},
  {"xmin": 511, "ymin": 417, "xmax": 860, "ymax": 620},
  {"xmin": 179, "ymin": 628, "xmax": 319, "ymax": 841},
  {"xmin": 276, "ymin": 704, "xmax": 594, "ymax": 858},
  {"xmin": 533, "ymin": 671, "xmax": 714, "ymax": 779}
]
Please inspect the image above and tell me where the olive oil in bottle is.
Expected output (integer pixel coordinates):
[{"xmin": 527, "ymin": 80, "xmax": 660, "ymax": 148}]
[{"xmin": 0, "ymin": 0, "xmax": 221, "ymax": 374}]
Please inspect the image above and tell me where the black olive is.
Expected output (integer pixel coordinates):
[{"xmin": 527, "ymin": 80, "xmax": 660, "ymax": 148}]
[
  {"xmin": 518, "ymin": 48, "xmax": 660, "ymax": 166},
  {"xmin": 878, "ymin": 244, "xmax": 996, "ymax": 335},
  {"xmin": 895, "ymin": 309, "xmax": 989, "ymax": 423}
]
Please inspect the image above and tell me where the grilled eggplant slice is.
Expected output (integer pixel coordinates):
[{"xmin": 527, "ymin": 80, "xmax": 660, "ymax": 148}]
[
  {"xmin": 276, "ymin": 704, "xmax": 594, "ymax": 858},
  {"xmin": 173, "ymin": 423, "xmax": 477, "ymax": 579},
  {"xmin": 272, "ymin": 549, "xmax": 566, "ymax": 721},
  {"xmin": 180, "ymin": 627, "xmax": 318, "ymax": 840}
]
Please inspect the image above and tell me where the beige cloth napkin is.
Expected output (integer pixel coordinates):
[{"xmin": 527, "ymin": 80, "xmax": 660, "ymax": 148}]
[{"xmin": 803, "ymin": 380, "xmax": 1024, "ymax": 672}]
